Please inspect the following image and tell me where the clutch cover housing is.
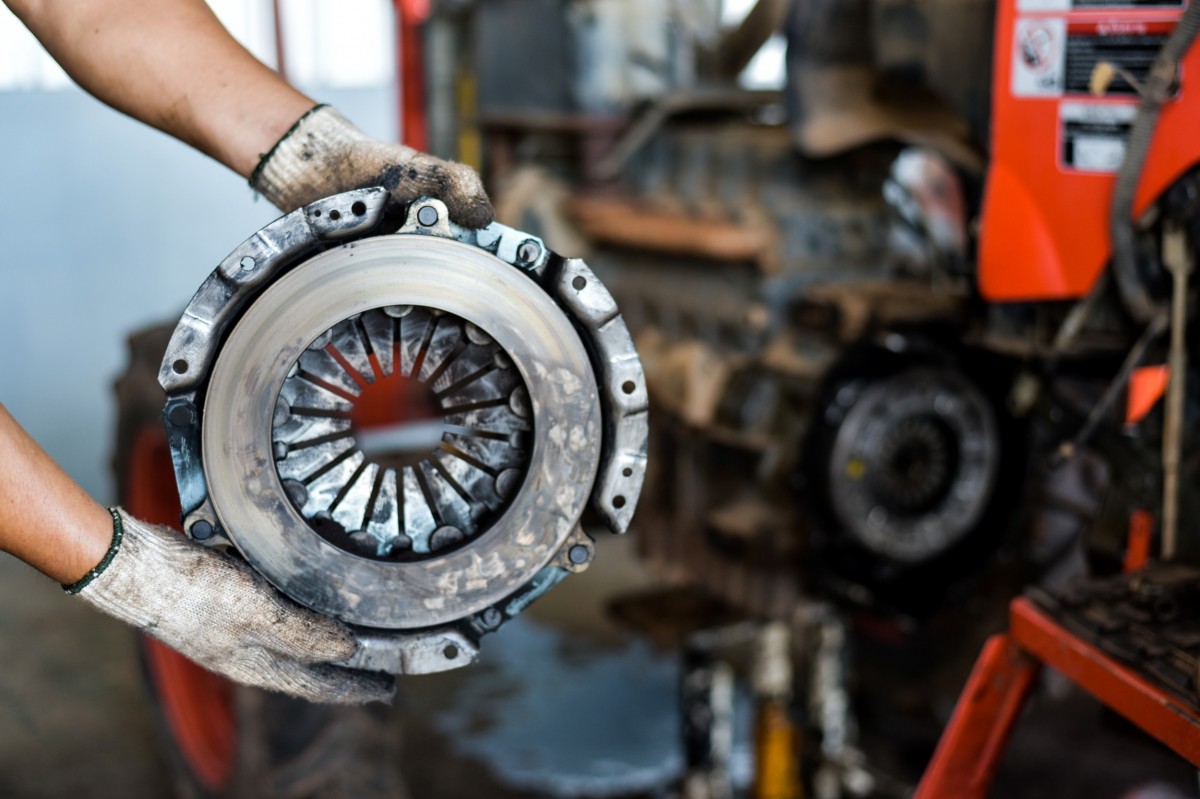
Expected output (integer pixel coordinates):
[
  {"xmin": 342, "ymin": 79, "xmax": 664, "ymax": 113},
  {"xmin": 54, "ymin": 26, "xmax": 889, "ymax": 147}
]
[{"xmin": 157, "ymin": 189, "xmax": 647, "ymax": 674}]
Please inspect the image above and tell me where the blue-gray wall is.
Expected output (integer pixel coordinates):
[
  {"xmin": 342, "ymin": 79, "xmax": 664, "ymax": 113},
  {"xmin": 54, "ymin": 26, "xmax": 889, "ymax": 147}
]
[{"xmin": 0, "ymin": 86, "xmax": 395, "ymax": 500}]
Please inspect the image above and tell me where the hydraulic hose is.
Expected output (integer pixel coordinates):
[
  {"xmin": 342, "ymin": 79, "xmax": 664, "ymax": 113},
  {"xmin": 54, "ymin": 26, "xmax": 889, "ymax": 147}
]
[{"xmin": 1110, "ymin": 0, "xmax": 1200, "ymax": 322}]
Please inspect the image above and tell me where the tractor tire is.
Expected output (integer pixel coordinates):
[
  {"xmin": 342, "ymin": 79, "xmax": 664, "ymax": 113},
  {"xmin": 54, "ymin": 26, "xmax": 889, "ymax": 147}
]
[{"xmin": 113, "ymin": 323, "xmax": 408, "ymax": 799}]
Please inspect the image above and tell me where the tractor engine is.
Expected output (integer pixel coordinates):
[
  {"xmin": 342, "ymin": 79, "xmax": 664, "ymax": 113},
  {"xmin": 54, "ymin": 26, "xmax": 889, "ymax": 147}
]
[
  {"xmin": 512, "ymin": 125, "xmax": 1016, "ymax": 620},
  {"xmin": 474, "ymin": 0, "xmax": 1200, "ymax": 622}
]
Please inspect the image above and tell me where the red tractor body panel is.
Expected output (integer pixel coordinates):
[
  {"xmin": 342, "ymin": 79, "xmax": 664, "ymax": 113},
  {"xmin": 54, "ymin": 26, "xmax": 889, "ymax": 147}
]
[{"xmin": 980, "ymin": 0, "xmax": 1200, "ymax": 302}]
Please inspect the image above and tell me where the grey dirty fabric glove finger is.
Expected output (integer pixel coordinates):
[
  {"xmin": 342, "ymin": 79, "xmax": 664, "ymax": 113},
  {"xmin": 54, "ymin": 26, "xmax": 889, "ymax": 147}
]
[
  {"xmin": 252, "ymin": 104, "xmax": 494, "ymax": 228},
  {"xmin": 69, "ymin": 508, "xmax": 394, "ymax": 705}
]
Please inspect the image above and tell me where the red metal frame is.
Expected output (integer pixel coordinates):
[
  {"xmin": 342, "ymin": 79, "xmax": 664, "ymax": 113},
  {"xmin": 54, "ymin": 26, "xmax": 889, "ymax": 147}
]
[
  {"xmin": 980, "ymin": 0, "xmax": 1200, "ymax": 302},
  {"xmin": 914, "ymin": 634, "xmax": 1040, "ymax": 798},
  {"xmin": 125, "ymin": 426, "xmax": 237, "ymax": 792},
  {"xmin": 1123, "ymin": 509, "xmax": 1155, "ymax": 573},
  {"xmin": 1011, "ymin": 597, "xmax": 1200, "ymax": 765},
  {"xmin": 395, "ymin": 0, "xmax": 430, "ymax": 151},
  {"xmin": 916, "ymin": 596, "xmax": 1200, "ymax": 798}
]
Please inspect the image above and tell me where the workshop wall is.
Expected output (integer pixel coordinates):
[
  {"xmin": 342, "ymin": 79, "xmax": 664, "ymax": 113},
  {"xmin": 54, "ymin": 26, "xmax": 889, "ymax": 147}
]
[{"xmin": 0, "ymin": 86, "xmax": 395, "ymax": 501}]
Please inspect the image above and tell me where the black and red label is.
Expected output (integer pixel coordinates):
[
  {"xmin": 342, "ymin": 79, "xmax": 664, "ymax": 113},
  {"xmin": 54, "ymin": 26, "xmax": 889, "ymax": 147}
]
[
  {"xmin": 1019, "ymin": 0, "xmax": 1183, "ymax": 9},
  {"xmin": 1012, "ymin": 15, "xmax": 1176, "ymax": 97},
  {"xmin": 1066, "ymin": 20, "xmax": 1173, "ymax": 93}
]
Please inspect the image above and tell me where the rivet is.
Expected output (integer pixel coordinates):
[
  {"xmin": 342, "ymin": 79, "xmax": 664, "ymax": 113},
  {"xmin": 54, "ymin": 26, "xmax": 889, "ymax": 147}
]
[
  {"xmin": 168, "ymin": 404, "xmax": 193, "ymax": 427},
  {"xmin": 191, "ymin": 520, "xmax": 214, "ymax": 541},
  {"xmin": 417, "ymin": 205, "xmax": 439, "ymax": 227}
]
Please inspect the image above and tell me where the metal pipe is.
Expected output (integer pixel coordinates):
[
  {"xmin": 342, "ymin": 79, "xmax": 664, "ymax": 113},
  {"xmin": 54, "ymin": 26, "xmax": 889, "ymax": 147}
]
[
  {"xmin": 1161, "ymin": 223, "xmax": 1189, "ymax": 558},
  {"xmin": 394, "ymin": 0, "xmax": 430, "ymax": 150},
  {"xmin": 1055, "ymin": 309, "xmax": 1169, "ymax": 464},
  {"xmin": 751, "ymin": 622, "xmax": 798, "ymax": 799}
]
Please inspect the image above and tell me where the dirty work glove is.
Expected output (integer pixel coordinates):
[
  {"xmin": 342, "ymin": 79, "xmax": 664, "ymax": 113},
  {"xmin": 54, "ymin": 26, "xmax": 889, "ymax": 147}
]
[
  {"xmin": 251, "ymin": 103, "xmax": 494, "ymax": 228},
  {"xmin": 65, "ymin": 508, "xmax": 394, "ymax": 705}
]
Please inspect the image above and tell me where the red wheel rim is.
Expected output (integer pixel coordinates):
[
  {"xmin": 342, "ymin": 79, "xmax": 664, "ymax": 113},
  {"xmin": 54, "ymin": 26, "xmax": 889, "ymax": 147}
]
[{"xmin": 125, "ymin": 426, "xmax": 237, "ymax": 792}]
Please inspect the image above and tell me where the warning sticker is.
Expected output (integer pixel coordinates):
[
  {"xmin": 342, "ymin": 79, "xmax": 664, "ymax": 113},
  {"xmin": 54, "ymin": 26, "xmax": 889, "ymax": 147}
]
[
  {"xmin": 1013, "ymin": 17, "xmax": 1067, "ymax": 96},
  {"xmin": 1060, "ymin": 102, "xmax": 1137, "ymax": 172},
  {"xmin": 1013, "ymin": 18, "xmax": 1175, "ymax": 97},
  {"xmin": 1065, "ymin": 20, "xmax": 1173, "ymax": 94},
  {"xmin": 1019, "ymin": 0, "xmax": 1183, "ymax": 9}
]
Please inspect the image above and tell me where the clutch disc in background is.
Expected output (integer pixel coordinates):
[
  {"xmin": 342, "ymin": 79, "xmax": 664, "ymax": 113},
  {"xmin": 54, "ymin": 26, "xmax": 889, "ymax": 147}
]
[{"xmin": 827, "ymin": 368, "xmax": 999, "ymax": 564}]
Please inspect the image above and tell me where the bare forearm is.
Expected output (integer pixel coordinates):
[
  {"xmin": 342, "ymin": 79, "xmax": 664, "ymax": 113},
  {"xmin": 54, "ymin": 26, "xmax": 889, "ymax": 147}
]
[
  {"xmin": 4, "ymin": 0, "xmax": 313, "ymax": 177},
  {"xmin": 0, "ymin": 404, "xmax": 112, "ymax": 583},
  {"xmin": 5, "ymin": 0, "xmax": 494, "ymax": 225},
  {"xmin": 0, "ymin": 403, "xmax": 391, "ymax": 702}
]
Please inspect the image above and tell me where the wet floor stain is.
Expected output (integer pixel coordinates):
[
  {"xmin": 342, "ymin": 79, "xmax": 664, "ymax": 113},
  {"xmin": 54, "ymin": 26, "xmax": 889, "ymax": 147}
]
[{"xmin": 434, "ymin": 616, "xmax": 684, "ymax": 797}]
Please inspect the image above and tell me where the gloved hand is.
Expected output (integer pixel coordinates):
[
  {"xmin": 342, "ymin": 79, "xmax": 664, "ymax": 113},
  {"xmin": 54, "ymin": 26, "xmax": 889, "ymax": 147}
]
[
  {"xmin": 68, "ymin": 508, "xmax": 394, "ymax": 705},
  {"xmin": 251, "ymin": 104, "xmax": 494, "ymax": 228}
]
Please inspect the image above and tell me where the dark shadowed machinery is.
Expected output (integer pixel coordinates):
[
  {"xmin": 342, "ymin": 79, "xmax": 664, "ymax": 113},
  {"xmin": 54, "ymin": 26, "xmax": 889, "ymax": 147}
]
[
  {"xmin": 446, "ymin": 0, "xmax": 1023, "ymax": 624},
  {"xmin": 416, "ymin": 0, "xmax": 1200, "ymax": 795},
  {"xmin": 113, "ymin": 0, "xmax": 1200, "ymax": 796}
]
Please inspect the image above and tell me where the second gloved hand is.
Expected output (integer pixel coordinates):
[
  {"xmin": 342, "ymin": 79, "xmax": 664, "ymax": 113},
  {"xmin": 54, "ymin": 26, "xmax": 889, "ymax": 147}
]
[
  {"xmin": 251, "ymin": 104, "xmax": 494, "ymax": 228},
  {"xmin": 70, "ymin": 508, "xmax": 394, "ymax": 705}
]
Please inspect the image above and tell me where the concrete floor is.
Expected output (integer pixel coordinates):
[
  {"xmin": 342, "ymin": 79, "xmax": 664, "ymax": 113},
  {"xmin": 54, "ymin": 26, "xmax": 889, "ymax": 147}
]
[
  {"xmin": 1, "ymin": 534, "xmax": 1197, "ymax": 799},
  {"xmin": 0, "ymin": 556, "xmax": 171, "ymax": 797},
  {"xmin": 0, "ymin": 534, "xmax": 675, "ymax": 799}
]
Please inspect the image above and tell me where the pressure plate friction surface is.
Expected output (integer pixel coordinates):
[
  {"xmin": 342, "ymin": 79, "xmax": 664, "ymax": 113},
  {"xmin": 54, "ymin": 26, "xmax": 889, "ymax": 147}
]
[{"xmin": 202, "ymin": 236, "xmax": 602, "ymax": 630}]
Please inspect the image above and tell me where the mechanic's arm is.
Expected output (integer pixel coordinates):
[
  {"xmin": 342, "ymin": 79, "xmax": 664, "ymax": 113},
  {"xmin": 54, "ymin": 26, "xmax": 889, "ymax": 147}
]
[
  {"xmin": 0, "ymin": 404, "xmax": 393, "ymax": 704},
  {"xmin": 0, "ymin": 404, "xmax": 111, "ymax": 583},
  {"xmin": 3, "ymin": 0, "xmax": 493, "ymax": 225},
  {"xmin": 0, "ymin": 0, "xmax": 499, "ymax": 706}
]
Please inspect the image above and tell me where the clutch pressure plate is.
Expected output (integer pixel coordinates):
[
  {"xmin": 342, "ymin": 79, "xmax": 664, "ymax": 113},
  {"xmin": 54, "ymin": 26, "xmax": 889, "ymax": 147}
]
[{"xmin": 157, "ymin": 189, "xmax": 647, "ymax": 674}]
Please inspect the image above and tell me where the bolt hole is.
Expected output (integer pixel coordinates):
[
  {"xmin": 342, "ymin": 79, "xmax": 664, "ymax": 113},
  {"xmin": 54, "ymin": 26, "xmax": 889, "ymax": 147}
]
[
  {"xmin": 329, "ymin": 209, "xmax": 341, "ymax": 221},
  {"xmin": 622, "ymin": 467, "xmax": 633, "ymax": 477},
  {"xmin": 172, "ymin": 359, "xmax": 188, "ymax": 374},
  {"xmin": 613, "ymin": 495, "xmax": 627, "ymax": 509},
  {"xmin": 313, "ymin": 209, "xmax": 322, "ymax": 217},
  {"xmin": 572, "ymin": 276, "xmax": 587, "ymax": 291},
  {"xmin": 351, "ymin": 201, "xmax": 367, "ymax": 216},
  {"xmin": 239, "ymin": 256, "xmax": 255, "ymax": 271},
  {"xmin": 443, "ymin": 644, "xmax": 459, "ymax": 660},
  {"xmin": 621, "ymin": 380, "xmax": 636, "ymax": 395}
]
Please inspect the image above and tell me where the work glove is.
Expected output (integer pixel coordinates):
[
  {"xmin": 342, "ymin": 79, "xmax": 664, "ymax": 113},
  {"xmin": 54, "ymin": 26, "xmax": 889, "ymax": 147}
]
[
  {"xmin": 67, "ymin": 508, "xmax": 394, "ymax": 705},
  {"xmin": 251, "ymin": 104, "xmax": 494, "ymax": 228}
]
